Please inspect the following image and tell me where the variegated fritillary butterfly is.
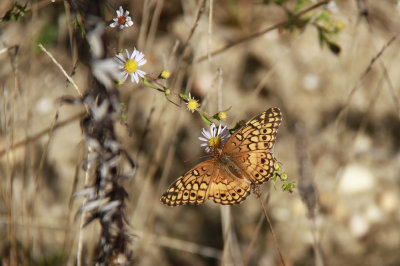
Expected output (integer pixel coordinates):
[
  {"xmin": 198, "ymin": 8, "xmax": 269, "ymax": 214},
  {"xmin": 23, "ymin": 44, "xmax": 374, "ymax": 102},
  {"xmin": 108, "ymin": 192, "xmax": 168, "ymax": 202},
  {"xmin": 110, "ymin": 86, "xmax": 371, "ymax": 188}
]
[{"xmin": 161, "ymin": 107, "xmax": 282, "ymax": 206}]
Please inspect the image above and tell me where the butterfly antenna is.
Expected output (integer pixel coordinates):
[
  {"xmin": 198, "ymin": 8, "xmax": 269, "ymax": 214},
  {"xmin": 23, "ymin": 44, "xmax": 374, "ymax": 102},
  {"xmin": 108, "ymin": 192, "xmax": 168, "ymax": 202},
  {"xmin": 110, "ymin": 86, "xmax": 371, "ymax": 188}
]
[{"xmin": 183, "ymin": 154, "xmax": 211, "ymax": 163}]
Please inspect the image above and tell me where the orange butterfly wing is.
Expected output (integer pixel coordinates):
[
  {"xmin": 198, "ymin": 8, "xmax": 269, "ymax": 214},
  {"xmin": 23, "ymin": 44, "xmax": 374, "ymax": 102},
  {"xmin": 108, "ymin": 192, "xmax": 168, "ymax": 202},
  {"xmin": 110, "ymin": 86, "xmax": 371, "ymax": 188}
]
[
  {"xmin": 161, "ymin": 107, "xmax": 282, "ymax": 206},
  {"xmin": 223, "ymin": 107, "xmax": 282, "ymax": 184},
  {"xmin": 160, "ymin": 160, "xmax": 251, "ymax": 206}
]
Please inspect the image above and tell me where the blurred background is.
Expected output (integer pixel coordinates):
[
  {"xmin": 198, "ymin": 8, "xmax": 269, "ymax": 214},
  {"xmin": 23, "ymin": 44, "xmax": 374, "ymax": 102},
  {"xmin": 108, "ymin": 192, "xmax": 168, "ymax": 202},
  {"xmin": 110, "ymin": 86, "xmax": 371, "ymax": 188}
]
[{"xmin": 1, "ymin": 0, "xmax": 400, "ymax": 265}]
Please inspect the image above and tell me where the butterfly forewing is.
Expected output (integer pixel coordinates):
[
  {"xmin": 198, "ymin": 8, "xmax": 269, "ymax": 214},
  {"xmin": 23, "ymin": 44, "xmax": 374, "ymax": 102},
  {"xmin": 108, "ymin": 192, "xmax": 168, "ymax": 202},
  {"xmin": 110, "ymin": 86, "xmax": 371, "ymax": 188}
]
[
  {"xmin": 223, "ymin": 107, "xmax": 282, "ymax": 184},
  {"xmin": 223, "ymin": 107, "xmax": 282, "ymax": 154}
]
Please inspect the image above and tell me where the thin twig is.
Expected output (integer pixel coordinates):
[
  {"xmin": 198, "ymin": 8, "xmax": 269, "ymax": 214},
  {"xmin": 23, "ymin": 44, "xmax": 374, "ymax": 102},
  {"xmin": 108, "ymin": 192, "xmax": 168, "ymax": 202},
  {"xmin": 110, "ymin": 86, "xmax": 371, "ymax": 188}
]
[
  {"xmin": 208, "ymin": 0, "xmax": 214, "ymax": 62},
  {"xmin": 258, "ymin": 196, "xmax": 286, "ymax": 266},
  {"xmin": 362, "ymin": 16, "xmax": 400, "ymax": 117},
  {"xmin": 138, "ymin": 0, "xmax": 151, "ymax": 49},
  {"xmin": 31, "ymin": 109, "xmax": 61, "ymax": 262},
  {"xmin": 172, "ymin": 0, "xmax": 206, "ymax": 80},
  {"xmin": 27, "ymin": 0, "xmax": 60, "ymax": 11},
  {"xmin": 32, "ymin": 110, "xmax": 60, "ymax": 188},
  {"xmin": 182, "ymin": 0, "xmax": 207, "ymax": 49},
  {"xmin": 146, "ymin": 0, "xmax": 165, "ymax": 53},
  {"xmin": 195, "ymin": 0, "xmax": 329, "ymax": 63},
  {"xmin": 243, "ymin": 192, "xmax": 270, "ymax": 265},
  {"xmin": 0, "ymin": 111, "xmax": 85, "ymax": 157},
  {"xmin": 335, "ymin": 34, "xmax": 398, "ymax": 130},
  {"xmin": 0, "ymin": 47, "xmax": 9, "ymax": 54},
  {"xmin": 220, "ymin": 205, "xmax": 232, "ymax": 265},
  {"xmin": 77, "ymin": 148, "xmax": 92, "ymax": 266},
  {"xmin": 38, "ymin": 43, "xmax": 83, "ymax": 97},
  {"xmin": 295, "ymin": 121, "xmax": 323, "ymax": 266}
]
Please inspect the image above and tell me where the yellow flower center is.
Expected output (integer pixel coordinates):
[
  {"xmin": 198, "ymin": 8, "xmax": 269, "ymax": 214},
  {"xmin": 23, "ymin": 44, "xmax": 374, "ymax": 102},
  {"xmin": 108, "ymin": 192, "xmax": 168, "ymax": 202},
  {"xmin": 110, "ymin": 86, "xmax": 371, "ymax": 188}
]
[
  {"xmin": 187, "ymin": 99, "xmax": 199, "ymax": 111},
  {"xmin": 209, "ymin": 136, "xmax": 222, "ymax": 149},
  {"xmin": 124, "ymin": 59, "xmax": 138, "ymax": 74},
  {"xmin": 336, "ymin": 21, "xmax": 344, "ymax": 30}
]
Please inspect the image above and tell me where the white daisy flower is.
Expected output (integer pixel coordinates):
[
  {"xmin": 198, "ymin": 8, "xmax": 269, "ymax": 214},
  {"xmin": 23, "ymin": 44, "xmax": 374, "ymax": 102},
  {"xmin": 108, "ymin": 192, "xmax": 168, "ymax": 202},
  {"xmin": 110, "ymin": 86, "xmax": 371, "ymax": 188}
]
[
  {"xmin": 199, "ymin": 123, "xmax": 230, "ymax": 153},
  {"xmin": 110, "ymin": 6, "xmax": 134, "ymax": 29},
  {"xmin": 114, "ymin": 48, "xmax": 147, "ymax": 83}
]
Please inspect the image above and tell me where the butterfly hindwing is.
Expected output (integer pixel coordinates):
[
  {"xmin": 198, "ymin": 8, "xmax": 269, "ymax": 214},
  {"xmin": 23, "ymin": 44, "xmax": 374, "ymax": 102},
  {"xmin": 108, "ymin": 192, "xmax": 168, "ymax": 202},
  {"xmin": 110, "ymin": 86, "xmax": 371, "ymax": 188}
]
[
  {"xmin": 236, "ymin": 151, "xmax": 276, "ymax": 184},
  {"xmin": 160, "ymin": 160, "xmax": 216, "ymax": 206},
  {"xmin": 207, "ymin": 171, "xmax": 251, "ymax": 205}
]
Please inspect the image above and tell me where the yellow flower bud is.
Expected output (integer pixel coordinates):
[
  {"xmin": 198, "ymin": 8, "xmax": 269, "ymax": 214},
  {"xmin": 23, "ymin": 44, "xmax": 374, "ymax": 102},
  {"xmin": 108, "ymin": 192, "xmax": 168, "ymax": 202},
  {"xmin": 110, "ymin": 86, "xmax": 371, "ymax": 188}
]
[
  {"xmin": 336, "ymin": 21, "xmax": 344, "ymax": 30},
  {"xmin": 274, "ymin": 161, "xmax": 281, "ymax": 172},
  {"xmin": 160, "ymin": 70, "xmax": 171, "ymax": 79},
  {"xmin": 218, "ymin": 111, "xmax": 227, "ymax": 121},
  {"xmin": 280, "ymin": 173, "xmax": 288, "ymax": 181}
]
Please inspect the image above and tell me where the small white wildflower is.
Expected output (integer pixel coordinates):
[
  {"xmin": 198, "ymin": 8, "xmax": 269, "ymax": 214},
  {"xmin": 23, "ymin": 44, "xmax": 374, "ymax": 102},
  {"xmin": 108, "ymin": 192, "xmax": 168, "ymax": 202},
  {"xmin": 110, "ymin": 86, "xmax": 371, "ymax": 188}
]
[
  {"xmin": 110, "ymin": 6, "xmax": 134, "ymax": 29},
  {"xmin": 199, "ymin": 123, "xmax": 230, "ymax": 153},
  {"xmin": 327, "ymin": 1, "xmax": 339, "ymax": 13},
  {"xmin": 114, "ymin": 48, "xmax": 147, "ymax": 83}
]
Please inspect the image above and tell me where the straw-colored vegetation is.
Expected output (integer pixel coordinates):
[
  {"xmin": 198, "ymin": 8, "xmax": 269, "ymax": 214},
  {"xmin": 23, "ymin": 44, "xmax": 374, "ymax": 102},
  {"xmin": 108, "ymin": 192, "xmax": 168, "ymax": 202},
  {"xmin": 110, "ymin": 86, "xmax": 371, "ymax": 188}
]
[{"xmin": 1, "ymin": 0, "xmax": 400, "ymax": 265}]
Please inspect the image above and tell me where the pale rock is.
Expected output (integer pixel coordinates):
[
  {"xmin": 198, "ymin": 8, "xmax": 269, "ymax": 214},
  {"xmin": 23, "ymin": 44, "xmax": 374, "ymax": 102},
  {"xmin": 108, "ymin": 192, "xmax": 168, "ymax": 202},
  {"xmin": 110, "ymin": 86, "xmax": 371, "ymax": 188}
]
[
  {"xmin": 272, "ymin": 207, "xmax": 291, "ymax": 221},
  {"xmin": 291, "ymin": 198, "xmax": 307, "ymax": 216},
  {"xmin": 349, "ymin": 213, "xmax": 370, "ymax": 238},
  {"xmin": 338, "ymin": 164, "xmax": 375, "ymax": 194},
  {"xmin": 303, "ymin": 74, "xmax": 319, "ymax": 91},
  {"xmin": 36, "ymin": 97, "xmax": 53, "ymax": 114},
  {"xmin": 379, "ymin": 191, "xmax": 399, "ymax": 213},
  {"xmin": 353, "ymin": 134, "xmax": 372, "ymax": 154},
  {"xmin": 365, "ymin": 204, "xmax": 383, "ymax": 224},
  {"xmin": 334, "ymin": 202, "xmax": 350, "ymax": 221}
]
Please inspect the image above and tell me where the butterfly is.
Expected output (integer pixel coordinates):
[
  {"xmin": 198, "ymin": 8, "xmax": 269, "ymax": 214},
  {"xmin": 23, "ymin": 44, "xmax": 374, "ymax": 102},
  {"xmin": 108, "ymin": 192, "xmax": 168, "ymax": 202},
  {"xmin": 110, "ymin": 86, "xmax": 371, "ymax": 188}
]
[{"xmin": 161, "ymin": 107, "xmax": 282, "ymax": 206}]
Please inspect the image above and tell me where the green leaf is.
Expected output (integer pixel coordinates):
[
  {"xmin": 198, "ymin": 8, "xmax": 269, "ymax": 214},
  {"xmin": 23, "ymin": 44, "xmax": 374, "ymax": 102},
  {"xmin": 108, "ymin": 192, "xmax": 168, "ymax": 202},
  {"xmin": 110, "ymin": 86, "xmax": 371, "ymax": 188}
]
[
  {"xmin": 318, "ymin": 29, "xmax": 341, "ymax": 55},
  {"xmin": 0, "ymin": 3, "xmax": 28, "ymax": 23},
  {"xmin": 121, "ymin": 113, "xmax": 127, "ymax": 121},
  {"xmin": 294, "ymin": 0, "xmax": 306, "ymax": 12},
  {"xmin": 72, "ymin": 14, "xmax": 85, "ymax": 37},
  {"xmin": 143, "ymin": 77, "xmax": 158, "ymax": 89},
  {"xmin": 211, "ymin": 112, "xmax": 220, "ymax": 120},
  {"xmin": 35, "ymin": 24, "xmax": 58, "ymax": 52},
  {"xmin": 273, "ymin": 0, "xmax": 287, "ymax": 5},
  {"xmin": 282, "ymin": 181, "xmax": 296, "ymax": 192},
  {"xmin": 262, "ymin": 0, "xmax": 288, "ymax": 5},
  {"xmin": 179, "ymin": 93, "xmax": 189, "ymax": 100},
  {"xmin": 315, "ymin": 10, "xmax": 329, "ymax": 23},
  {"xmin": 199, "ymin": 113, "xmax": 213, "ymax": 125},
  {"xmin": 230, "ymin": 120, "xmax": 246, "ymax": 134},
  {"xmin": 327, "ymin": 40, "xmax": 341, "ymax": 54}
]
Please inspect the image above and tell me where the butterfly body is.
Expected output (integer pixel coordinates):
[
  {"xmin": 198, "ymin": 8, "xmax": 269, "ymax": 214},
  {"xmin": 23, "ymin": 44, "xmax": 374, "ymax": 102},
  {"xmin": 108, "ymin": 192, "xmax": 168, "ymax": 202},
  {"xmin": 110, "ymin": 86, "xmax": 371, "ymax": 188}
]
[{"xmin": 161, "ymin": 107, "xmax": 282, "ymax": 206}]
